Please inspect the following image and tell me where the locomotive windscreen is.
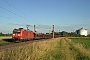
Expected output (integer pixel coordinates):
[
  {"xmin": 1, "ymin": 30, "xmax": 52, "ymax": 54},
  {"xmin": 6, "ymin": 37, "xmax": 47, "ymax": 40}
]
[{"xmin": 13, "ymin": 29, "xmax": 20, "ymax": 33}]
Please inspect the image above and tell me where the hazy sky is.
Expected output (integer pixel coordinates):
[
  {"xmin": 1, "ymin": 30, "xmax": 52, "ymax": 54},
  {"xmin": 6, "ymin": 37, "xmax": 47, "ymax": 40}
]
[{"xmin": 0, "ymin": 0, "xmax": 90, "ymax": 33}]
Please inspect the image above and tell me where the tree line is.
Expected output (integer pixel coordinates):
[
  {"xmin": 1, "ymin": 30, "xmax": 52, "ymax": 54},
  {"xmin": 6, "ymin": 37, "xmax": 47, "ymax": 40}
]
[
  {"xmin": 54, "ymin": 31, "xmax": 90, "ymax": 37},
  {"xmin": 0, "ymin": 32, "xmax": 12, "ymax": 36}
]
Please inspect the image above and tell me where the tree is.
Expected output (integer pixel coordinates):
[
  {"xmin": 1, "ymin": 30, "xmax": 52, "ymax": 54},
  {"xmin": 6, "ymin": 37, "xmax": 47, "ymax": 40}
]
[{"xmin": 0, "ymin": 32, "xmax": 3, "ymax": 36}]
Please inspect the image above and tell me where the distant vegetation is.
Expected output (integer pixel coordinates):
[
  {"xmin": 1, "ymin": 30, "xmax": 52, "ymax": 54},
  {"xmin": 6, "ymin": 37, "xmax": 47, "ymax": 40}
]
[
  {"xmin": 54, "ymin": 31, "xmax": 90, "ymax": 37},
  {"xmin": 0, "ymin": 32, "xmax": 12, "ymax": 36}
]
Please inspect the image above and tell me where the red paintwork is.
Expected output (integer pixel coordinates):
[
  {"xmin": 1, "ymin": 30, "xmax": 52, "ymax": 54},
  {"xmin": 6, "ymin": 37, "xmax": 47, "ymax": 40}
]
[{"xmin": 12, "ymin": 28, "xmax": 34, "ymax": 40}]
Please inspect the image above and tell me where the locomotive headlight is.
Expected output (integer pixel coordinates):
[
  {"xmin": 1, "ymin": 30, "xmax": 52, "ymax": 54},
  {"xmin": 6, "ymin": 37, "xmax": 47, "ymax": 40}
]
[
  {"xmin": 18, "ymin": 34, "xmax": 20, "ymax": 36},
  {"xmin": 13, "ymin": 34, "xmax": 15, "ymax": 36}
]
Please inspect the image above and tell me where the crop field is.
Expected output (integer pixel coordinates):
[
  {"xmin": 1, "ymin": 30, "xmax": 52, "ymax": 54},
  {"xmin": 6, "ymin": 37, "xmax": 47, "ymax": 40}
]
[
  {"xmin": 0, "ymin": 36, "xmax": 12, "ymax": 45},
  {"xmin": 70, "ymin": 38, "xmax": 90, "ymax": 49},
  {"xmin": 0, "ymin": 37, "xmax": 90, "ymax": 60}
]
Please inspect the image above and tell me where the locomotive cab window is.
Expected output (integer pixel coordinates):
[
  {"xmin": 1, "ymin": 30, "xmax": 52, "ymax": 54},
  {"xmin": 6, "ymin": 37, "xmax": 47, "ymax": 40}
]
[{"xmin": 13, "ymin": 29, "xmax": 21, "ymax": 33}]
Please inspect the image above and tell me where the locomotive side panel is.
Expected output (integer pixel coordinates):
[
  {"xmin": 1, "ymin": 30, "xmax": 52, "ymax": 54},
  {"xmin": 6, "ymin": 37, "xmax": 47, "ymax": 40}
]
[
  {"xmin": 21, "ymin": 30, "xmax": 26, "ymax": 39},
  {"xmin": 20, "ymin": 30, "xmax": 34, "ymax": 40},
  {"xmin": 28, "ymin": 32, "xmax": 34, "ymax": 39}
]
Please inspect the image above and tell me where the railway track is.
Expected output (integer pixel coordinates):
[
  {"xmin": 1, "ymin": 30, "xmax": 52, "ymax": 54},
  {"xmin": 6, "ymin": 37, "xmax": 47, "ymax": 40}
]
[{"xmin": 0, "ymin": 39, "xmax": 47, "ymax": 52}]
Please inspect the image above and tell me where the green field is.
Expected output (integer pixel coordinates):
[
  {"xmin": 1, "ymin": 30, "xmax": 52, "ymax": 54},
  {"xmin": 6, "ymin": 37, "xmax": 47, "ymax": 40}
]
[
  {"xmin": 0, "ymin": 36, "xmax": 12, "ymax": 45},
  {"xmin": 70, "ymin": 38, "xmax": 90, "ymax": 49}
]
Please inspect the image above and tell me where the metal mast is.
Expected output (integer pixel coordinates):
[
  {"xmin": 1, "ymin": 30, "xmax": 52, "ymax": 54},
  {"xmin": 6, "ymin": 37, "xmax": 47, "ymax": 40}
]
[
  {"xmin": 52, "ymin": 25, "xmax": 54, "ymax": 38},
  {"xmin": 34, "ymin": 25, "xmax": 36, "ymax": 32}
]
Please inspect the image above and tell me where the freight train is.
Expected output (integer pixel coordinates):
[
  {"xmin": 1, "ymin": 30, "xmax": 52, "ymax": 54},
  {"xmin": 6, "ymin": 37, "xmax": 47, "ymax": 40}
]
[{"xmin": 12, "ymin": 28, "xmax": 52, "ymax": 42}]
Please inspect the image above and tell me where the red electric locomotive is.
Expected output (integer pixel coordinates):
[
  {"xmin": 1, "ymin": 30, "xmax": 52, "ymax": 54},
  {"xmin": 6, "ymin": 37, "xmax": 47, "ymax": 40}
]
[{"xmin": 12, "ymin": 28, "xmax": 34, "ymax": 42}]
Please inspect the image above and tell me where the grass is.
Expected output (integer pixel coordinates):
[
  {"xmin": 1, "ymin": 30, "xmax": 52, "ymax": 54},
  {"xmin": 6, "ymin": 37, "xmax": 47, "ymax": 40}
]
[
  {"xmin": 0, "ymin": 38, "xmax": 60, "ymax": 60},
  {"xmin": 0, "ymin": 36, "xmax": 12, "ymax": 45},
  {"xmin": 40, "ymin": 38, "xmax": 90, "ymax": 60},
  {"xmin": 39, "ymin": 39, "xmax": 62, "ymax": 60},
  {"xmin": 66, "ymin": 38, "xmax": 90, "ymax": 60},
  {"xmin": 0, "ymin": 36, "xmax": 11, "ymax": 40},
  {"xmin": 0, "ymin": 37, "xmax": 90, "ymax": 60},
  {"xmin": 0, "ymin": 40, "xmax": 9, "ymax": 45},
  {"xmin": 69, "ymin": 38, "xmax": 90, "ymax": 49},
  {"xmin": 39, "ymin": 38, "xmax": 75, "ymax": 60}
]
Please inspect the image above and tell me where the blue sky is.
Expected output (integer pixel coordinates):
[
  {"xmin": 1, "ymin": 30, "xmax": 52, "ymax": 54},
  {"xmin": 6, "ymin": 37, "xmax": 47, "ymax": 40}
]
[{"xmin": 0, "ymin": 0, "xmax": 90, "ymax": 33}]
